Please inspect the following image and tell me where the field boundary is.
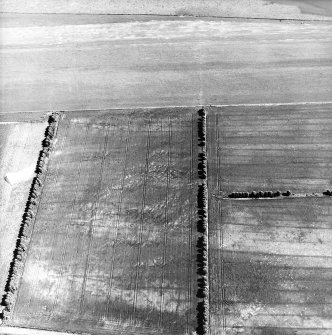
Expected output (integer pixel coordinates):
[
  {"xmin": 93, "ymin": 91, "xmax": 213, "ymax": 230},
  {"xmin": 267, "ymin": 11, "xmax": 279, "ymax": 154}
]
[
  {"xmin": 220, "ymin": 191, "xmax": 332, "ymax": 200},
  {"xmin": 2, "ymin": 101, "xmax": 332, "ymax": 115},
  {"xmin": 0, "ymin": 112, "xmax": 62, "ymax": 322},
  {"xmin": 1, "ymin": 12, "xmax": 332, "ymax": 23},
  {"xmin": 196, "ymin": 108, "xmax": 209, "ymax": 335}
]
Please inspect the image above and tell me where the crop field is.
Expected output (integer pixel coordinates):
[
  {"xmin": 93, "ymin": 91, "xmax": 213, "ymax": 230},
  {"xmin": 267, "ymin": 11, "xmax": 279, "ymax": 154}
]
[
  {"xmin": 207, "ymin": 104, "xmax": 332, "ymax": 195},
  {"xmin": 207, "ymin": 104, "xmax": 332, "ymax": 334},
  {"xmin": 2, "ymin": 104, "xmax": 332, "ymax": 335},
  {"xmin": 0, "ymin": 115, "xmax": 47, "ymax": 300},
  {"xmin": 6, "ymin": 108, "xmax": 198, "ymax": 335},
  {"xmin": 2, "ymin": 14, "xmax": 332, "ymax": 113},
  {"xmin": 209, "ymin": 198, "xmax": 332, "ymax": 334}
]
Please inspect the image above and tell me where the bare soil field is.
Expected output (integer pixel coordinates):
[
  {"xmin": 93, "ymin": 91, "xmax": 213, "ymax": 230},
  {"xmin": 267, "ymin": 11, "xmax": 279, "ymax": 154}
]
[
  {"xmin": 207, "ymin": 104, "xmax": 332, "ymax": 195},
  {"xmin": 209, "ymin": 198, "xmax": 332, "ymax": 334},
  {"xmin": 0, "ymin": 119, "xmax": 47, "ymax": 301},
  {"xmin": 5, "ymin": 108, "xmax": 198, "ymax": 334},
  {"xmin": 1, "ymin": 15, "xmax": 332, "ymax": 112}
]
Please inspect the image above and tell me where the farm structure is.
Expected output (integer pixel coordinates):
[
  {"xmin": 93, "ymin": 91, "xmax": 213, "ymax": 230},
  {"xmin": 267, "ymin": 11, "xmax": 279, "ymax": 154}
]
[{"xmin": 3, "ymin": 108, "xmax": 198, "ymax": 335}]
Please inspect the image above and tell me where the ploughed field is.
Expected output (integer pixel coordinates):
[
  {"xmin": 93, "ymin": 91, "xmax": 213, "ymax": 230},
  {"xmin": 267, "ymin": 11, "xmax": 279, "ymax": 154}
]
[
  {"xmin": 207, "ymin": 104, "xmax": 332, "ymax": 195},
  {"xmin": 207, "ymin": 104, "xmax": 332, "ymax": 334},
  {"xmin": 6, "ymin": 108, "xmax": 198, "ymax": 334},
  {"xmin": 209, "ymin": 198, "xmax": 332, "ymax": 334}
]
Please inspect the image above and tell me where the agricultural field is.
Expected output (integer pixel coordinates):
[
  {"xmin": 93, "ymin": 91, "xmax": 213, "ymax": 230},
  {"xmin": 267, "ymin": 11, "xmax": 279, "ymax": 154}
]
[
  {"xmin": 0, "ymin": 113, "xmax": 47, "ymax": 300},
  {"xmin": 1, "ymin": 4, "xmax": 332, "ymax": 334},
  {"xmin": 209, "ymin": 198, "xmax": 332, "ymax": 334},
  {"xmin": 1, "ymin": 104, "xmax": 332, "ymax": 334},
  {"xmin": 5, "ymin": 108, "xmax": 198, "ymax": 335},
  {"xmin": 207, "ymin": 104, "xmax": 332, "ymax": 334},
  {"xmin": 207, "ymin": 104, "xmax": 332, "ymax": 196},
  {"xmin": 2, "ymin": 14, "xmax": 332, "ymax": 113}
]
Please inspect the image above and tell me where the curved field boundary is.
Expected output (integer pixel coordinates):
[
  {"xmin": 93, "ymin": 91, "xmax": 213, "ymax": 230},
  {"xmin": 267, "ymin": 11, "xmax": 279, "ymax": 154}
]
[
  {"xmin": 0, "ymin": 112, "xmax": 62, "ymax": 321},
  {"xmin": 196, "ymin": 108, "xmax": 209, "ymax": 335}
]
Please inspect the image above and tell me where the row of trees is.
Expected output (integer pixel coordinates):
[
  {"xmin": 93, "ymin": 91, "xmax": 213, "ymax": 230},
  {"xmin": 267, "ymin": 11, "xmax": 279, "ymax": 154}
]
[
  {"xmin": 197, "ymin": 108, "xmax": 206, "ymax": 148},
  {"xmin": 196, "ymin": 108, "xmax": 208, "ymax": 335},
  {"xmin": 197, "ymin": 184, "xmax": 207, "ymax": 233},
  {"xmin": 1, "ymin": 113, "xmax": 61, "ymax": 320},
  {"xmin": 229, "ymin": 190, "xmax": 332, "ymax": 198},
  {"xmin": 228, "ymin": 190, "xmax": 292, "ymax": 198}
]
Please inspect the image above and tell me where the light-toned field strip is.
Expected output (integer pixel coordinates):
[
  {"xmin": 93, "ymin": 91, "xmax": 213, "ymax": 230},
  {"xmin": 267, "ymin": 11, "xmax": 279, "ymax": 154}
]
[
  {"xmin": 1, "ymin": 14, "xmax": 332, "ymax": 112},
  {"xmin": 6, "ymin": 108, "xmax": 198, "ymax": 335}
]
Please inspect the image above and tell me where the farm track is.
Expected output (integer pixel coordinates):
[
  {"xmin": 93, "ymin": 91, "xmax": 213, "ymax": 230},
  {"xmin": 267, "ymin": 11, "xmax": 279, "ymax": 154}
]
[{"xmin": 1, "ymin": 103, "xmax": 332, "ymax": 334}]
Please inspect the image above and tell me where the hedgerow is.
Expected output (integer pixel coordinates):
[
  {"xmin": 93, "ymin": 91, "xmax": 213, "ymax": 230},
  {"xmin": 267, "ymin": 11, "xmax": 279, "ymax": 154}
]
[
  {"xmin": 196, "ymin": 108, "xmax": 209, "ymax": 335},
  {"xmin": 228, "ymin": 190, "xmax": 291, "ymax": 199}
]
